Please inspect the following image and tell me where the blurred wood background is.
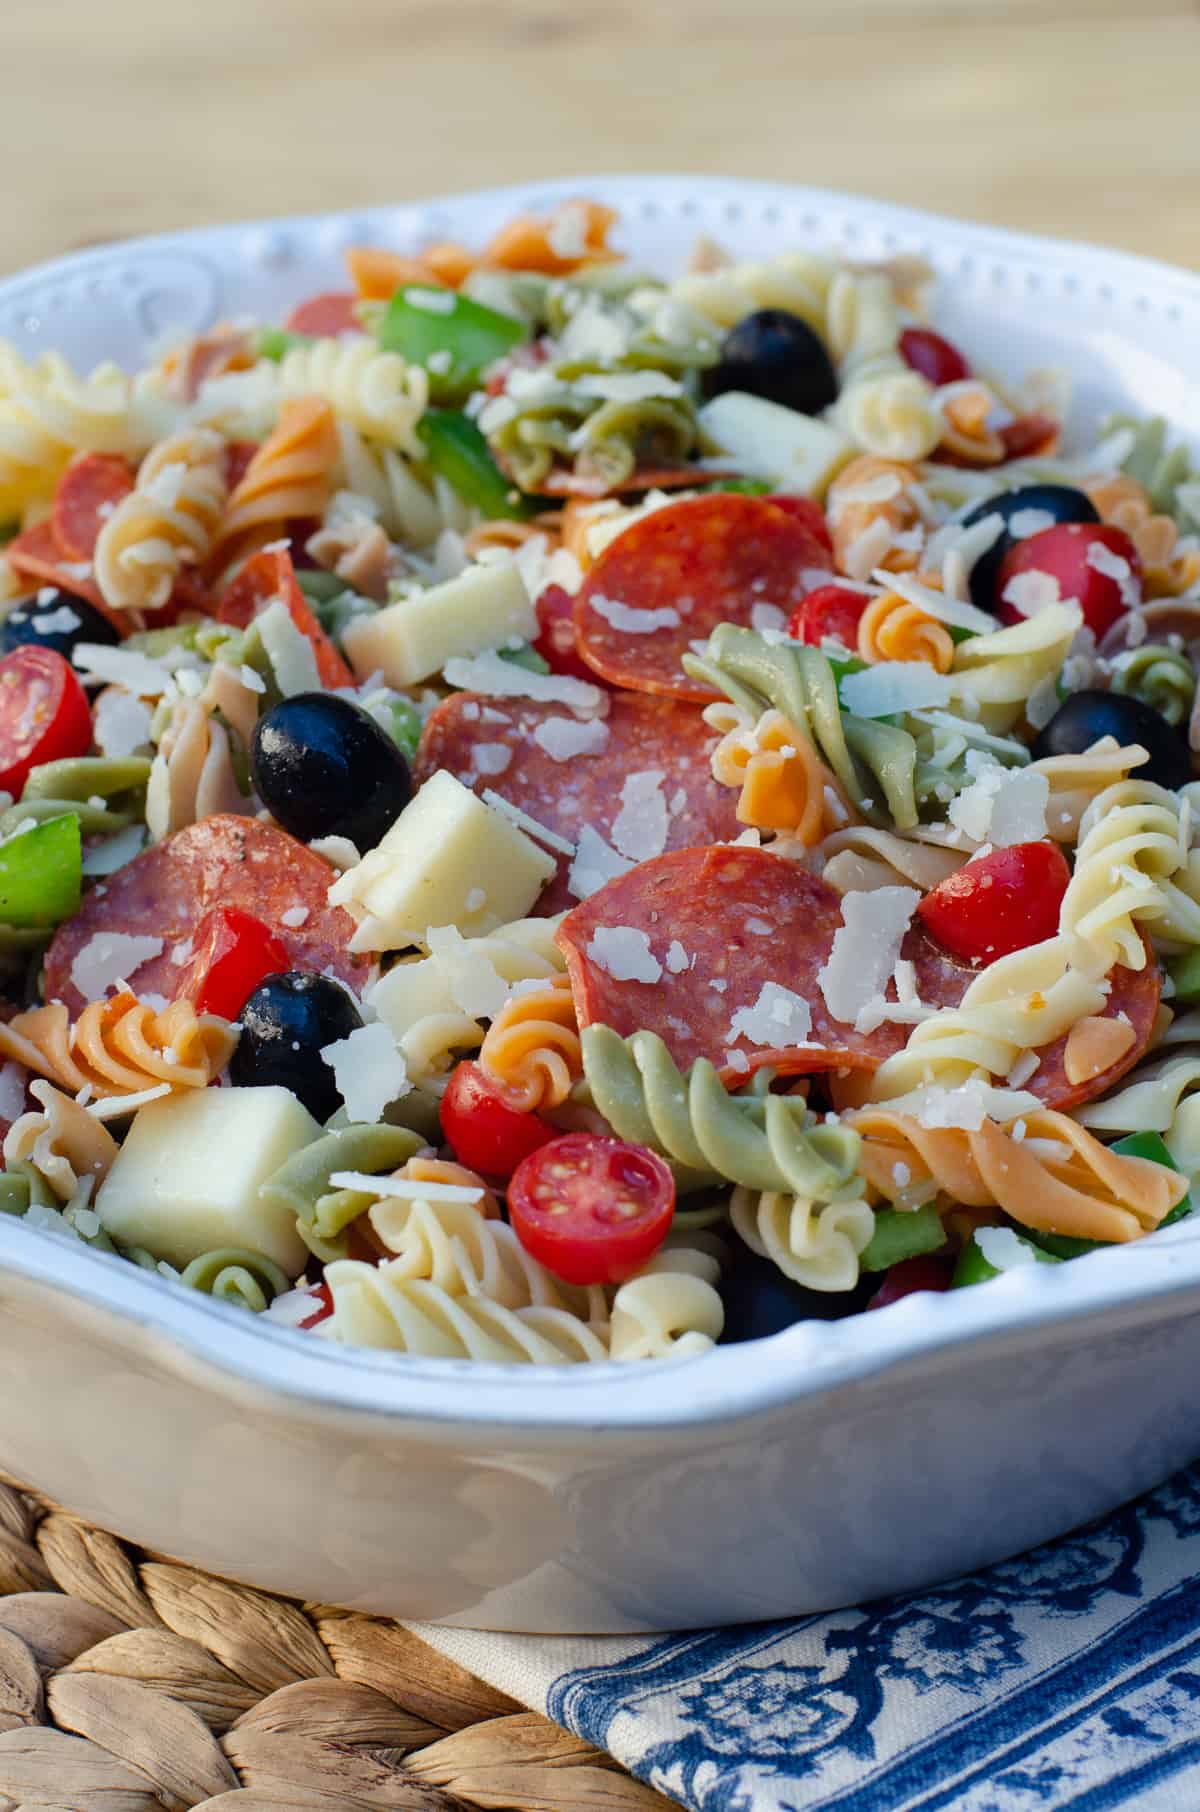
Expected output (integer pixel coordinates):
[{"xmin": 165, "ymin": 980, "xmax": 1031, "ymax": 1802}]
[{"xmin": 4, "ymin": 0, "xmax": 1199, "ymax": 275}]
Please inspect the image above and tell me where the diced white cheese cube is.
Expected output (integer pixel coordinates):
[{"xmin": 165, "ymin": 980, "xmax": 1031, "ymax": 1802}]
[
  {"xmin": 698, "ymin": 392, "xmax": 854, "ymax": 497},
  {"xmin": 329, "ymin": 771, "xmax": 555, "ymax": 951},
  {"xmin": 94, "ymin": 1086, "xmax": 321, "ymax": 1274},
  {"xmin": 342, "ymin": 562, "xmax": 537, "ymax": 687}
]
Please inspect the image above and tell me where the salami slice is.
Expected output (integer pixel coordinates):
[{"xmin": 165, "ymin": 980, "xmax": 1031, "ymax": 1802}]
[
  {"xmin": 557, "ymin": 846, "xmax": 922, "ymax": 1082},
  {"xmin": 217, "ymin": 547, "xmax": 354, "ymax": 689},
  {"xmin": 52, "ymin": 454, "xmax": 135, "ymax": 561},
  {"xmin": 414, "ymin": 690, "xmax": 742, "ymax": 915},
  {"xmin": 285, "ymin": 292, "xmax": 360, "ymax": 337},
  {"xmin": 573, "ymin": 495, "xmax": 832, "ymax": 701},
  {"xmin": 44, "ymin": 815, "xmax": 366, "ymax": 1016}
]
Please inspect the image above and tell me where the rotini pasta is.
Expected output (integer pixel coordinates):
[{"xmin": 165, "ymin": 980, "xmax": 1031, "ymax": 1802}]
[
  {"xmin": 708, "ymin": 705, "xmax": 849, "ymax": 841},
  {"xmin": 730, "ymin": 1187, "xmax": 876, "ymax": 1292},
  {"xmin": 211, "ymin": 396, "xmax": 338, "ymax": 570},
  {"xmin": 0, "ymin": 994, "xmax": 237, "ymax": 1100},
  {"xmin": 857, "ymin": 590, "xmax": 954, "ymax": 671},
  {"xmin": 849, "ymin": 1105, "xmax": 1186, "ymax": 1245},
  {"xmin": 180, "ymin": 1247, "xmax": 291, "ymax": 1313},
  {"xmin": 826, "ymin": 271, "xmax": 942, "ymax": 463},
  {"xmin": 319, "ymin": 1267, "xmax": 610, "ymax": 1362},
  {"xmin": 607, "ymin": 1246, "xmax": 725, "ymax": 1359},
  {"xmin": 0, "ymin": 345, "xmax": 151, "ymax": 516},
  {"xmin": 826, "ymin": 456, "xmax": 924, "ymax": 578},
  {"xmin": 145, "ymin": 695, "xmax": 249, "ymax": 841},
  {"xmin": 477, "ymin": 974, "xmax": 582, "ymax": 1112},
  {"xmin": 277, "ymin": 337, "xmax": 428, "ymax": 458},
  {"xmin": 1110, "ymin": 646, "xmax": 1196, "ymax": 728},
  {"xmin": 816, "ymin": 825, "xmax": 966, "ymax": 896},
  {"xmin": 94, "ymin": 428, "xmax": 227, "ymax": 612},
  {"xmin": 3, "ymin": 1081, "xmax": 119, "ymax": 1202},
  {"xmin": 258, "ymin": 1123, "xmax": 424, "ymax": 1263}
]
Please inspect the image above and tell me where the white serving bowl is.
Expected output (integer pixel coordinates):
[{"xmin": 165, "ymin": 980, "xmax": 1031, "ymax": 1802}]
[{"xmin": 2, "ymin": 177, "xmax": 1199, "ymax": 1633}]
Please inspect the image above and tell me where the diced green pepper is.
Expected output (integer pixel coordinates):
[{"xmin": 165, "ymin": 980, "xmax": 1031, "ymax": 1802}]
[
  {"xmin": 296, "ymin": 570, "xmax": 353, "ymax": 605},
  {"xmin": 829, "ymin": 655, "xmax": 868, "ymax": 685},
  {"xmin": 378, "ymin": 288, "xmax": 527, "ymax": 403},
  {"xmin": 256, "ymin": 328, "xmax": 311, "ymax": 363},
  {"xmin": 703, "ymin": 477, "xmax": 772, "ymax": 497},
  {"xmin": 498, "ymin": 643, "xmax": 551, "ymax": 676},
  {"xmin": 1168, "ymin": 951, "xmax": 1200, "ymax": 1005},
  {"xmin": 952, "ymin": 1229, "xmax": 1061, "ymax": 1288},
  {"xmin": 383, "ymin": 699, "xmax": 423, "ymax": 766},
  {"xmin": 417, "ymin": 410, "xmax": 534, "ymax": 521},
  {"xmin": 860, "ymin": 1202, "xmax": 947, "ymax": 1273},
  {"xmin": 947, "ymin": 624, "xmax": 976, "ymax": 644},
  {"xmin": 0, "ymin": 813, "xmax": 81, "ymax": 928}
]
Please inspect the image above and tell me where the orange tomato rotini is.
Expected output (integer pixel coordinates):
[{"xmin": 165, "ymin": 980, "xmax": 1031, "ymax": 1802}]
[
  {"xmin": 857, "ymin": 590, "xmax": 954, "ymax": 672},
  {"xmin": 1085, "ymin": 473, "xmax": 1200, "ymax": 599},
  {"xmin": 477, "ymin": 975, "xmax": 583, "ymax": 1114},
  {"xmin": 211, "ymin": 396, "xmax": 338, "ymax": 572},
  {"xmin": 0, "ymin": 995, "xmax": 238, "ymax": 1100},
  {"xmin": 710, "ymin": 708, "xmax": 852, "ymax": 843},
  {"xmin": 826, "ymin": 455, "xmax": 923, "ymax": 578}
]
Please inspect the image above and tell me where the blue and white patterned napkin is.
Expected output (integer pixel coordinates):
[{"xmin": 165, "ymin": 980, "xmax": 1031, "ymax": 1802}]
[{"xmin": 414, "ymin": 1463, "xmax": 1200, "ymax": 1811}]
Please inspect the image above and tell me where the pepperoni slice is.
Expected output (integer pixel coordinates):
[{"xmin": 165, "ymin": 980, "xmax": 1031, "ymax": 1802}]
[
  {"xmin": 573, "ymin": 495, "xmax": 832, "ymax": 701},
  {"xmin": 1025, "ymin": 954, "xmax": 1161, "ymax": 1113},
  {"xmin": 52, "ymin": 454, "xmax": 135, "ymax": 561},
  {"xmin": 3, "ymin": 523, "xmax": 129, "ymax": 633},
  {"xmin": 557, "ymin": 846, "xmax": 919, "ymax": 1082},
  {"xmin": 285, "ymin": 292, "xmax": 360, "ymax": 337},
  {"xmin": 217, "ymin": 546, "xmax": 354, "ymax": 689},
  {"xmin": 414, "ymin": 690, "xmax": 742, "ymax": 915},
  {"xmin": 44, "ymin": 815, "xmax": 366, "ymax": 1016},
  {"xmin": 999, "ymin": 414, "xmax": 1060, "ymax": 460}
]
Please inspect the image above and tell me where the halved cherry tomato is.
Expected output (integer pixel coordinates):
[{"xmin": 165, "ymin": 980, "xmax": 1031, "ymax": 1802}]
[
  {"xmin": 767, "ymin": 494, "xmax": 834, "ymax": 556},
  {"xmin": 508, "ymin": 1132, "xmax": 675, "ymax": 1286},
  {"xmin": 788, "ymin": 583, "xmax": 870, "ymax": 649},
  {"xmin": 297, "ymin": 1280, "xmax": 334, "ymax": 1328},
  {"xmin": 0, "ymin": 647, "xmax": 92, "ymax": 797},
  {"xmin": 916, "ymin": 841, "xmax": 1071, "ymax": 963},
  {"xmin": 177, "ymin": 907, "xmax": 291, "ymax": 1021},
  {"xmin": 866, "ymin": 1255, "xmax": 954, "ymax": 1311},
  {"xmin": 995, "ymin": 522, "xmax": 1141, "ymax": 638},
  {"xmin": 285, "ymin": 292, "xmax": 360, "ymax": 337},
  {"xmin": 899, "ymin": 327, "xmax": 971, "ymax": 387},
  {"xmin": 440, "ymin": 1060, "xmax": 556, "ymax": 1178},
  {"xmin": 534, "ymin": 583, "xmax": 607, "ymax": 685}
]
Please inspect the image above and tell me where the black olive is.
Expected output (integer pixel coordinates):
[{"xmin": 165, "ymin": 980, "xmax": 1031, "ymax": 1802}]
[
  {"xmin": 230, "ymin": 971, "xmax": 363, "ymax": 1122},
  {"xmin": 704, "ymin": 309, "xmax": 838, "ymax": 416},
  {"xmin": 0, "ymin": 590, "xmax": 120, "ymax": 659},
  {"xmin": 719, "ymin": 1248, "xmax": 872, "ymax": 1344},
  {"xmin": 961, "ymin": 484, "xmax": 1100, "ymax": 613},
  {"xmin": 251, "ymin": 693, "xmax": 411, "ymax": 852},
  {"xmin": 1033, "ymin": 690, "xmax": 1192, "ymax": 791}
]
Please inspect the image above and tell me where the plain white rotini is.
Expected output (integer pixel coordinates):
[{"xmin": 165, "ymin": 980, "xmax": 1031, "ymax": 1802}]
[
  {"xmin": 0, "ymin": 344, "xmax": 151, "ymax": 516},
  {"xmin": 730, "ymin": 1187, "xmax": 876, "ymax": 1291},
  {"xmin": 1059, "ymin": 780, "xmax": 1197, "ymax": 971},
  {"xmin": 1075, "ymin": 1050, "xmax": 1200, "ymax": 1133},
  {"xmin": 949, "ymin": 603, "xmax": 1081, "ymax": 732},
  {"xmin": 825, "ymin": 271, "xmax": 942, "ymax": 463},
  {"xmin": 144, "ymin": 696, "xmax": 250, "ymax": 843},
  {"xmin": 318, "ymin": 1265, "xmax": 609, "ymax": 1362},
  {"xmin": 816, "ymin": 826, "xmax": 967, "ymax": 896},
  {"xmin": 607, "ymin": 1246, "xmax": 725, "ymax": 1360},
  {"xmin": 277, "ymin": 338, "xmax": 428, "ymax": 459},
  {"xmin": 668, "ymin": 250, "xmax": 836, "ymax": 334},
  {"xmin": 333, "ymin": 420, "xmax": 444, "ymax": 547},
  {"xmin": 94, "ymin": 428, "xmax": 227, "ymax": 611}
]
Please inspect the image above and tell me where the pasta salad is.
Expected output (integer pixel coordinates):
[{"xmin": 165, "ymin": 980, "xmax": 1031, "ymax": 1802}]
[{"xmin": 0, "ymin": 196, "xmax": 1198, "ymax": 1364}]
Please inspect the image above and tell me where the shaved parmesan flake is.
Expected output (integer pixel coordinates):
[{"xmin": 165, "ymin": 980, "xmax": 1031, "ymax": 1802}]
[
  {"xmin": 1001, "ymin": 570, "xmax": 1061, "ymax": 617},
  {"xmin": 949, "ymin": 757, "xmax": 1048, "ymax": 846},
  {"xmin": 975, "ymin": 1225, "xmax": 1040, "ymax": 1271},
  {"xmin": 665, "ymin": 940, "xmax": 689, "ymax": 973},
  {"xmin": 81, "ymin": 825, "xmax": 146, "ymax": 877},
  {"xmin": 443, "ymin": 650, "xmax": 602, "ymax": 712},
  {"xmin": 842, "ymin": 515, "xmax": 896, "ymax": 580},
  {"xmin": 279, "ymin": 905, "xmax": 309, "ymax": 929},
  {"xmin": 818, "ymin": 886, "xmax": 919, "ymax": 1027},
  {"xmin": 481, "ymin": 789, "xmax": 576, "ymax": 857},
  {"xmin": 750, "ymin": 603, "xmax": 787, "ymax": 634},
  {"xmin": 406, "ymin": 286, "xmax": 456, "ymax": 314},
  {"xmin": 93, "ymin": 690, "xmax": 153, "ymax": 759},
  {"xmin": 590, "ymin": 594, "xmax": 682, "ymax": 635},
  {"xmin": 1086, "ymin": 537, "xmax": 1140, "ymax": 607},
  {"xmin": 729, "ymin": 982, "xmax": 813, "ymax": 1048},
  {"xmin": 88, "ymin": 1081, "xmax": 173, "ymax": 1118},
  {"xmin": 1009, "ymin": 508, "xmax": 1056, "ymax": 540},
  {"xmin": 471, "ymin": 742, "xmax": 513, "ymax": 777},
  {"xmin": 575, "ymin": 371, "xmax": 684, "ymax": 403},
  {"xmin": 875, "ymin": 567, "xmax": 996, "ymax": 636},
  {"xmin": 73, "ymin": 644, "xmax": 174, "ymax": 697},
  {"xmin": 532, "ymin": 716, "xmax": 610, "ymax": 762},
  {"xmin": 425, "ymin": 925, "xmax": 513, "ymax": 1019},
  {"xmin": 70, "ymin": 933, "xmax": 164, "ymax": 1003},
  {"xmin": 256, "ymin": 597, "xmax": 321, "ymax": 695},
  {"xmin": 567, "ymin": 826, "xmax": 634, "ymax": 900},
  {"xmin": 32, "ymin": 604, "xmax": 82, "ymax": 635},
  {"xmin": 585, "ymin": 927, "xmax": 662, "ymax": 984},
  {"xmin": 330, "ymin": 1173, "xmax": 484, "ymax": 1203},
  {"xmin": 320, "ymin": 1022, "xmax": 411, "ymax": 1124},
  {"xmin": 265, "ymin": 1284, "xmax": 327, "ymax": 1327},
  {"xmin": 611, "ymin": 770, "xmax": 669, "ymax": 863},
  {"xmin": 0, "ymin": 1062, "xmax": 26, "ymax": 1122},
  {"xmin": 839, "ymin": 663, "xmax": 954, "ymax": 717}
]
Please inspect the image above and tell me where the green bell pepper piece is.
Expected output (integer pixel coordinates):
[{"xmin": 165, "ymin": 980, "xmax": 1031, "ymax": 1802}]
[
  {"xmin": 383, "ymin": 699, "xmax": 423, "ymax": 766},
  {"xmin": 1168, "ymin": 951, "xmax": 1200, "ymax": 1005},
  {"xmin": 296, "ymin": 570, "xmax": 353, "ymax": 605},
  {"xmin": 1028, "ymin": 1132, "xmax": 1191, "ymax": 1257},
  {"xmin": 256, "ymin": 327, "xmax": 311, "ymax": 362},
  {"xmin": 860, "ymin": 1202, "xmax": 947, "ymax": 1274},
  {"xmin": 498, "ymin": 643, "xmax": 551, "ymax": 677},
  {"xmin": 952, "ymin": 1228, "xmax": 1061, "ymax": 1288},
  {"xmin": 703, "ymin": 477, "xmax": 772, "ymax": 497},
  {"xmin": 0, "ymin": 813, "xmax": 81, "ymax": 927},
  {"xmin": 417, "ymin": 410, "xmax": 533, "ymax": 521},
  {"xmin": 378, "ymin": 288, "xmax": 527, "ymax": 403}
]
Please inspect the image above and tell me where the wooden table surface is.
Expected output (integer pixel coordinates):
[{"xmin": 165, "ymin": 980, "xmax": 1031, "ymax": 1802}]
[{"xmin": 4, "ymin": 0, "xmax": 1198, "ymax": 276}]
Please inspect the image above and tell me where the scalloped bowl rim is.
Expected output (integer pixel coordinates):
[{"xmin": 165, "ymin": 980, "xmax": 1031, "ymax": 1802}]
[{"xmin": 3, "ymin": 174, "xmax": 1200, "ymax": 1434}]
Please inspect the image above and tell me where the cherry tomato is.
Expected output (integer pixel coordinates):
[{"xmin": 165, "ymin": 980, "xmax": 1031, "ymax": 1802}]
[
  {"xmin": 917, "ymin": 841, "xmax": 1071, "ymax": 963},
  {"xmin": 0, "ymin": 646, "xmax": 92, "ymax": 798},
  {"xmin": 440, "ymin": 1060, "xmax": 556, "ymax": 1178},
  {"xmin": 767, "ymin": 494, "xmax": 834, "ymax": 556},
  {"xmin": 995, "ymin": 523, "xmax": 1141, "ymax": 638},
  {"xmin": 296, "ymin": 1280, "xmax": 333, "ymax": 1328},
  {"xmin": 533, "ymin": 584, "xmax": 605, "ymax": 685},
  {"xmin": 866, "ymin": 1255, "xmax": 954, "ymax": 1311},
  {"xmin": 788, "ymin": 583, "xmax": 870, "ymax": 649},
  {"xmin": 177, "ymin": 907, "xmax": 292, "ymax": 1021},
  {"xmin": 508, "ymin": 1132, "xmax": 675, "ymax": 1285},
  {"xmin": 899, "ymin": 327, "xmax": 971, "ymax": 387}
]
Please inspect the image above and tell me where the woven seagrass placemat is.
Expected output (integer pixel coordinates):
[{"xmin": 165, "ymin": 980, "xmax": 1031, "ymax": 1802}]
[{"xmin": 0, "ymin": 1478, "xmax": 677, "ymax": 1811}]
